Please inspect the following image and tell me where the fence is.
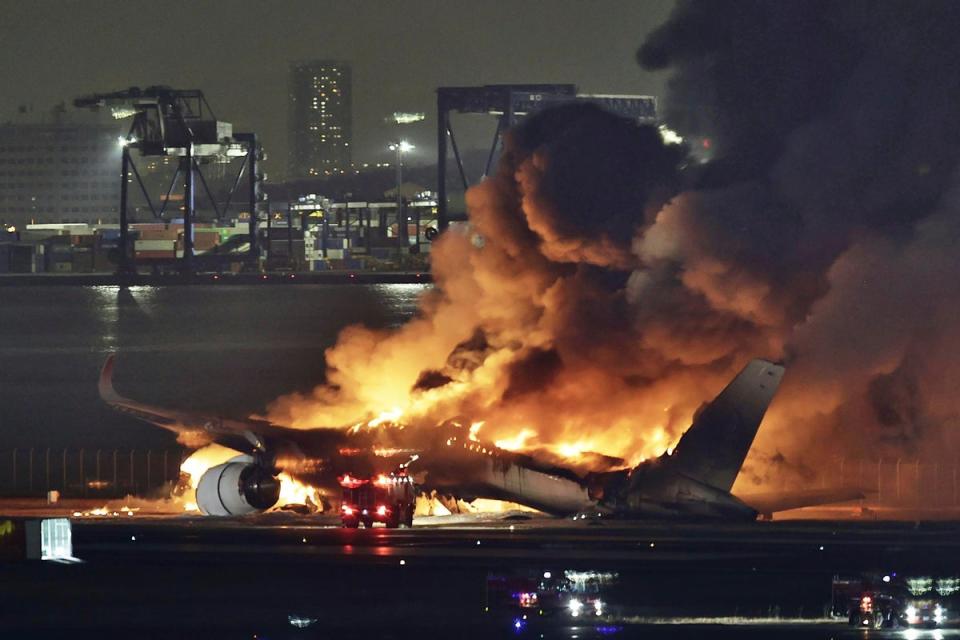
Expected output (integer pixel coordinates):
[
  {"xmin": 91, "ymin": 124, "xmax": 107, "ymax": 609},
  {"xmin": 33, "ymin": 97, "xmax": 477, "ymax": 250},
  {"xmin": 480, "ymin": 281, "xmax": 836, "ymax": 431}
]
[
  {"xmin": 0, "ymin": 448, "xmax": 185, "ymax": 499},
  {"xmin": 766, "ymin": 458, "xmax": 960, "ymax": 509},
  {"xmin": 1, "ymin": 451, "xmax": 957, "ymax": 508}
]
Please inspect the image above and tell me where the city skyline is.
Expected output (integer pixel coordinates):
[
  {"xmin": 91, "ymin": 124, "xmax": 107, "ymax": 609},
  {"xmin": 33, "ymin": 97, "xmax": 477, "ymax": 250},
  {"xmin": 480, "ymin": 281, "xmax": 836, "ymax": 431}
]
[{"xmin": 0, "ymin": 1, "xmax": 672, "ymax": 180}]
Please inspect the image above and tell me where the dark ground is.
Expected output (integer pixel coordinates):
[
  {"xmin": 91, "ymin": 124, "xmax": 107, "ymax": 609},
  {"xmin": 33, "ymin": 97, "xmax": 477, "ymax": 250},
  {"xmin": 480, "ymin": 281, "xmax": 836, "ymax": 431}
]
[{"xmin": 2, "ymin": 512, "xmax": 959, "ymax": 638}]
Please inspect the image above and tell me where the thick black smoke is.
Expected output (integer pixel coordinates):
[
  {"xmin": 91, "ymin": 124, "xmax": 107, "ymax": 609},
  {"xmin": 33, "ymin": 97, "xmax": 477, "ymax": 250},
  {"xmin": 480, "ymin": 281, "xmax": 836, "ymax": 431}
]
[{"xmin": 635, "ymin": 0, "xmax": 960, "ymax": 486}]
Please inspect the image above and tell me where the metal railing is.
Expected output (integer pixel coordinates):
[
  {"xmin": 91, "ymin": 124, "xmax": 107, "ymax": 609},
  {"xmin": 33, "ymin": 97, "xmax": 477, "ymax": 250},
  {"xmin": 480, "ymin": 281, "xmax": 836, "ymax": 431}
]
[
  {"xmin": 763, "ymin": 457, "xmax": 960, "ymax": 509},
  {"xmin": 0, "ymin": 448, "xmax": 185, "ymax": 498},
  {"xmin": 2, "ymin": 450, "xmax": 957, "ymax": 509}
]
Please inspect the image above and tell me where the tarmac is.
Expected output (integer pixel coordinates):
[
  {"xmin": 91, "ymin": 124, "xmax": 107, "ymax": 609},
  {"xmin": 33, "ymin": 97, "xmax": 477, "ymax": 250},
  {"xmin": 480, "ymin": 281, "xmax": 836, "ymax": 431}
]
[{"xmin": 3, "ymin": 499, "xmax": 960, "ymax": 635}]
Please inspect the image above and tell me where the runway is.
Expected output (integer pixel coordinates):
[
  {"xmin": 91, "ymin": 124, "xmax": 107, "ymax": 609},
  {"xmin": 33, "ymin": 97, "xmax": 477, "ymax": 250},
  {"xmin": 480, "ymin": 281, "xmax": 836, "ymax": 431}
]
[
  {"xmin": 63, "ymin": 512, "xmax": 960, "ymax": 573},
  {"xmin": 4, "ymin": 508, "xmax": 960, "ymax": 635}
]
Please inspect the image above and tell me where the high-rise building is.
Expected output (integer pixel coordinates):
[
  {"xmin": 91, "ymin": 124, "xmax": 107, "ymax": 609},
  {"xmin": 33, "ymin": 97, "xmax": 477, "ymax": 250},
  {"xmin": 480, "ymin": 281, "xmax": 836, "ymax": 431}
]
[
  {"xmin": 288, "ymin": 60, "xmax": 352, "ymax": 179},
  {"xmin": 0, "ymin": 111, "xmax": 121, "ymax": 227}
]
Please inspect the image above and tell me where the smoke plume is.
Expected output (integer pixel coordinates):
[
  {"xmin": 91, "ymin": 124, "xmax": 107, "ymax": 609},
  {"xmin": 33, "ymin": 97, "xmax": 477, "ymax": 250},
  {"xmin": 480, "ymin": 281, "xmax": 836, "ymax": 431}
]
[
  {"xmin": 271, "ymin": 1, "xmax": 960, "ymax": 491},
  {"xmin": 637, "ymin": 0, "xmax": 960, "ymax": 488}
]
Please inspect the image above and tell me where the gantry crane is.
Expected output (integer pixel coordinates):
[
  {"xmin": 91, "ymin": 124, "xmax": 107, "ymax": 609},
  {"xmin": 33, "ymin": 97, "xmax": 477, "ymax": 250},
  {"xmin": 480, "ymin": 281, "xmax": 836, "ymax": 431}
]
[{"xmin": 74, "ymin": 86, "xmax": 265, "ymax": 274}]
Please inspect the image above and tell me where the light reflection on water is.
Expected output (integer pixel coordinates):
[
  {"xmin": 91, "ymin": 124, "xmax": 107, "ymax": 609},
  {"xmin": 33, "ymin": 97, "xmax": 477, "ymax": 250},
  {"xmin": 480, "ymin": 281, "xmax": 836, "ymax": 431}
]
[{"xmin": 0, "ymin": 284, "xmax": 427, "ymax": 447}]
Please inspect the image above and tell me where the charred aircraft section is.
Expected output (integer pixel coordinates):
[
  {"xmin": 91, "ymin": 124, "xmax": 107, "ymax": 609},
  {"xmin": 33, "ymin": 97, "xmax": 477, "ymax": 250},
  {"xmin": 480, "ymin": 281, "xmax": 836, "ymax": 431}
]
[{"xmin": 97, "ymin": 353, "xmax": 865, "ymax": 520}]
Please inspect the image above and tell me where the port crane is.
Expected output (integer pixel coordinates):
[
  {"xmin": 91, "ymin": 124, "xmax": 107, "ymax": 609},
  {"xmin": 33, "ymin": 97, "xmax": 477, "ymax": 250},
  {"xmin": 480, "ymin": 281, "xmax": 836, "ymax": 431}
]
[{"xmin": 74, "ymin": 86, "xmax": 265, "ymax": 274}]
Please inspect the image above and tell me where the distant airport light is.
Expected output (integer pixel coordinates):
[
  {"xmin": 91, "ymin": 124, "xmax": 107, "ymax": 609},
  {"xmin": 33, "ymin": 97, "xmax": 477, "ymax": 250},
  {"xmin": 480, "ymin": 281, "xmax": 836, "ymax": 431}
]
[
  {"xmin": 288, "ymin": 614, "xmax": 318, "ymax": 629},
  {"xmin": 658, "ymin": 124, "xmax": 683, "ymax": 145},
  {"xmin": 390, "ymin": 112, "xmax": 426, "ymax": 124},
  {"xmin": 110, "ymin": 106, "xmax": 138, "ymax": 120},
  {"xmin": 388, "ymin": 140, "xmax": 415, "ymax": 153}
]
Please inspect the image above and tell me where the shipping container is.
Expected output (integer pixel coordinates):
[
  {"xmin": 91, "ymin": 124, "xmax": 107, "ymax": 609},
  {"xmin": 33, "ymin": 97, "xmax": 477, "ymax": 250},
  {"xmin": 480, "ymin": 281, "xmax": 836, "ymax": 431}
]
[
  {"xmin": 137, "ymin": 229, "xmax": 179, "ymax": 242},
  {"xmin": 135, "ymin": 240, "xmax": 177, "ymax": 251},
  {"xmin": 0, "ymin": 244, "xmax": 34, "ymax": 273},
  {"xmin": 135, "ymin": 250, "xmax": 176, "ymax": 260},
  {"xmin": 71, "ymin": 248, "xmax": 94, "ymax": 273}
]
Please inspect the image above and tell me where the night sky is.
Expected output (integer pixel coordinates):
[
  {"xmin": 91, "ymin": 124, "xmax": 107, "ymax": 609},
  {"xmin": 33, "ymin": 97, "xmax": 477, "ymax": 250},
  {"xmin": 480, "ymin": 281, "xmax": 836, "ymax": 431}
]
[{"xmin": 0, "ymin": 0, "xmax": 673, "ymax": 179}]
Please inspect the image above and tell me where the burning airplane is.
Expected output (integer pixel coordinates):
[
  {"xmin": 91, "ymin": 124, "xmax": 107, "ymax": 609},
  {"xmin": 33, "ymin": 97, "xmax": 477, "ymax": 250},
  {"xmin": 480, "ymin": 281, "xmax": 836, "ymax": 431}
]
[
  {"xmin": 100, "ymin": 354, "xmax": 858, "ymax": 519},
  {"xmin": 94, "ymin": 98, "xmax": 884, "ymax": 520}
]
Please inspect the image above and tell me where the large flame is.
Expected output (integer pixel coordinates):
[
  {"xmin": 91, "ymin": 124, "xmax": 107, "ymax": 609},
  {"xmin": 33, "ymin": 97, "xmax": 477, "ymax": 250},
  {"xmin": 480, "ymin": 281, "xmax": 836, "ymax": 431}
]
[
  {"xmin": 265, "ymin": 47, "xmax": 960, "ymax": 502},
  {"xmin": 264, "ymin": 106, "xmax": 707, "ymax": 474}
]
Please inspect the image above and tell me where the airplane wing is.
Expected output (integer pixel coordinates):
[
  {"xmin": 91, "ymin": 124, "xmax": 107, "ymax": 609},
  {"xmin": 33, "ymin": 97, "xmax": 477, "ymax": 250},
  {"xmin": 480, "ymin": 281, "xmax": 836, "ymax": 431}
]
[
  {"xmin": 99, "ymin": 354, "xmax": 212, "ymax": 442},
  {"xmin": 98, "ymin": 354, "xmax": 333, "ymax": 455},
  {"xmin": 735, "ymin": 487, "xmax": 865, "ymax": 517}
]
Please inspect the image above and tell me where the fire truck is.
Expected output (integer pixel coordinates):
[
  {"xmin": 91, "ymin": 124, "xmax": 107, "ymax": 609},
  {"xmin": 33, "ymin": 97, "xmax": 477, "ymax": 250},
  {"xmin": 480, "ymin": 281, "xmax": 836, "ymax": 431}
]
[
  {"xmin": 339, "ymin": 472, "xmax": 416, "ymax": 528},
  {"xmin": 833, "ymin": 573, "xmax": 950, "ymax": 629}
]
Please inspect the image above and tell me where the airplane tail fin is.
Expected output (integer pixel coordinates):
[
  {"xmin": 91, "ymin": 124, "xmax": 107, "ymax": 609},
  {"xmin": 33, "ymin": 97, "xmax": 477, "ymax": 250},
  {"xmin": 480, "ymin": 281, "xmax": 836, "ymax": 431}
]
[{"xmin": 668, "ymin": 359, "xmax": 785, "ymax": 493}]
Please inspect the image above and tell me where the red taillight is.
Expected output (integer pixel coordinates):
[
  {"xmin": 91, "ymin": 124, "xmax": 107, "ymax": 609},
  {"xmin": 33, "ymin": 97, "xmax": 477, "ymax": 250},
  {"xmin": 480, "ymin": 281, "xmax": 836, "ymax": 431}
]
[
  {"xmin": 376, "ymin": 505, "xmax": 388, "ymax": 516},
  {"xmin": 342, "ymin": 505, "xmax": 353, "ymax": 516}
]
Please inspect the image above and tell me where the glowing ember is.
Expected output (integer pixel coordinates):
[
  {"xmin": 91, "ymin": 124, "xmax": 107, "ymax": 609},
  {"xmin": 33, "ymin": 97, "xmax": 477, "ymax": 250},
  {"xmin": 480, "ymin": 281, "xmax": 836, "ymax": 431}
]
[
  {"xmin": 554, "ymin": 442, "xmax": 590, "ymax": 460},
  {"xmin": 277, "ymin": 472, "xmax": 323, "ymax": 509},
  {"xmin": 494, "ymin": 429, "xmax": 537, "ymax": 451},
  {"xmin": 468, "ymin": 421, "xmax": 484, "ymax": 442},
  {"xmin": 368, "ymin": 407, "xmax": 404, "ymax": 427}
]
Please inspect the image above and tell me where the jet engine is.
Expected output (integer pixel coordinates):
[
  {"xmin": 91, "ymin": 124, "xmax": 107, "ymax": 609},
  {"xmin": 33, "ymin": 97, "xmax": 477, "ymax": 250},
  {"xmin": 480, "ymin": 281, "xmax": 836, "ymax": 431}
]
[{"xmin": 196, "ymin": 455, "xmax": 281, "ymax": 516}]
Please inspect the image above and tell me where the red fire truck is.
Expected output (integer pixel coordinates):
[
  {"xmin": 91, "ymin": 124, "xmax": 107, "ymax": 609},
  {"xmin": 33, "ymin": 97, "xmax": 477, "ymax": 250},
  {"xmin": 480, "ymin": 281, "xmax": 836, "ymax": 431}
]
[{"xmin": 339, "ymin": 472, "xmax": 416, "ymax": 528}]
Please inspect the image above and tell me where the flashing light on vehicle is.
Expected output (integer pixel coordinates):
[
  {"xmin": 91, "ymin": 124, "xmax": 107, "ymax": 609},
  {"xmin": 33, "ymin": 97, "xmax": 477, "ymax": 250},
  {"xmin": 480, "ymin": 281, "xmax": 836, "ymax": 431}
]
[
  {"xmin": 513, "ymin": 617, "xmax": 526, "ymax": 632},
  {"xmin": 341, "ymin": 505, "xmax": 354, "ymax": 516},
  {"xmin": 288, "ymin": 614, "xmax": 317, "ymax": 628},
  {"xmin": 937, "ymin": 577, "xmax": 960, "ymax": 596},
  {"xmin": 518, "ymin": 592, "xmax": 538, "ymax": 608},
  {"xmin": 375, "ymin": 474, "xmax": 391, "ymax": 487},
  {"xmin": 568, "ymin": 598, "xmax": 583, "ymax": 617},
  {"xmin": 376, "ymin": 505, "xmax": 388, "ymax": 516},
  {"xmin": 906, "ymin": 605, "xmax": 918, "ymax": 624},
  {"xmin": 339, "ymin": 474, "xmax": 368, "ymax": 489}
]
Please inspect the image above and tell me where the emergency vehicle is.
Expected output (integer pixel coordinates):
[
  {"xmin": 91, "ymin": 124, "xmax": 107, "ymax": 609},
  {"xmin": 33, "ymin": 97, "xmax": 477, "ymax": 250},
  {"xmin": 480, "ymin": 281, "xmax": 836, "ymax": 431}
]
[{"xmin": 339, "ymin": 472, "xmax": 416, "ymax": 528}]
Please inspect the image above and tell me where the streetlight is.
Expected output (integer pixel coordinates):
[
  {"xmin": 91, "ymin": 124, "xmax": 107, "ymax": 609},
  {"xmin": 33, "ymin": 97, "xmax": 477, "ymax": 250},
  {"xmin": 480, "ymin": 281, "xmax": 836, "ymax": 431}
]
[{"xmin": 388, "ymin": 140, "xmax": 414, "ymax": 250}]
